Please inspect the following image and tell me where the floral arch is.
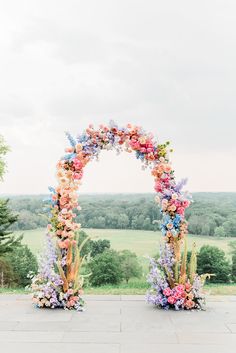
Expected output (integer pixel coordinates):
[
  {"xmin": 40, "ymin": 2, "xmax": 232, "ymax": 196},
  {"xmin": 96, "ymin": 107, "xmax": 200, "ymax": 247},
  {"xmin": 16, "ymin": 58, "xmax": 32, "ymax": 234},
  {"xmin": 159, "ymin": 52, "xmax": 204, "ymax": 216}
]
[{"xmin": 32, "ymin": 121, "xmax": 206, "ymax": 311}]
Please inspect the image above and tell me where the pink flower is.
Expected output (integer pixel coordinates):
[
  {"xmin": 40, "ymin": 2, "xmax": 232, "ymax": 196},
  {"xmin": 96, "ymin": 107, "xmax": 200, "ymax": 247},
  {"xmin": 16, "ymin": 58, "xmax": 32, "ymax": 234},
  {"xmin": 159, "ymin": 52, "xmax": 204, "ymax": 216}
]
[
  {"xmin": 154, "ymin": 181, "xmax": 163, "ymax": 192},
  {"xmin": 176, "ymin": 284, "xmax": 185, "ymax": 292},
  {"xmin": 163, "ymin": 287, "xmax": 172, "ymax": 296},
  {"xmin": 185, "ymin": 282, "xmax": 192, "ymax": 292},
  {"xmin": 60, "ymin": 196, "xmax": 68, "ymax": 206},
  {"xmin": 73, "ymin": 171, "xmax": 83, "ymax": 180},
  {"xmin": 73, "ymin": 158, "xmax": 83, "ymax": 170},
  {"xmin": 182, "ymin": 200, "xmax": 190, "ymax": 208},
  {"xmin": 167, "ymin": 296, "xmax": 176, "ymax": 304},
  {"xmin": 177, "ymin": 207, "xmax": 185, "ymax": 215},
  {"xmin": 146, "ymin": 147, "xmax": 153, "ymax": 153}
]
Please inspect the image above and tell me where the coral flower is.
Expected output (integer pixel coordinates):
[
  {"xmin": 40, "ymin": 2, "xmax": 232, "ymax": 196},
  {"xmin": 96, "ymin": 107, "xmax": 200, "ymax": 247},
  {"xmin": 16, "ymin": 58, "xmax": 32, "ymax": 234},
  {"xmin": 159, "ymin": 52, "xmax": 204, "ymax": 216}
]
[
  {"xmin": 185, "ymin": 299, "xmax": 195, "ymax": 309},
  {"xmin": 167, "ymin": 296, "xmax": 176, "ymax": 304},
  {"xmin": 185, "ymin": 282, "xmax": 192, "ymax": 292}
]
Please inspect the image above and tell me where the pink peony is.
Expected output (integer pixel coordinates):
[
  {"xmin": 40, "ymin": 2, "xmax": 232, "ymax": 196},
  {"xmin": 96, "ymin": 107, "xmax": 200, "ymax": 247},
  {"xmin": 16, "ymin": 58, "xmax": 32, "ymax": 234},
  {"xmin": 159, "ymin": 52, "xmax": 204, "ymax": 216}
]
[
  {"xmin": 182, "ymin": 200, "xmax": 190, "ymax": 208},
  {"xmin": 163, "ymin": 287, "xmax": 172, "ymax": 296},
  {"xmin": 176, "ymin": 284, "xmax": 185, "ymax": 292},
  {"xmin": 73, "ymin": 172, "xmax": 83, "ymax": 179},
  {"xmin": 177, "ymin": 207, "xmax": 185, "ymax": 215},
  {"xmin": 167, "ymin": 296, "xmax": 176, "ymax": 304}
]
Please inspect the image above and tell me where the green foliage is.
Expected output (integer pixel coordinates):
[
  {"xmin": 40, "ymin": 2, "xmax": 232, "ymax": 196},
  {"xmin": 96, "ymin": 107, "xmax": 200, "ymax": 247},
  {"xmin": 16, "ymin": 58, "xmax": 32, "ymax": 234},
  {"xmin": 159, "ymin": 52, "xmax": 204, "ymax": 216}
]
[
  {"xmin": 197, "ymin": 245, "xmax": 231, "ymax": 283},
  {"xmin": 89, "ymin": 249, "xmax": 123, "ymax": 286},
  {"xmin": 0, "ymin": 199, "xmax": 22, "ymax": 254},
  {"xmin": 5, "ymin": 245, "xmax": 38, "ymax": 287},
  {"xmin": 0, "ymin": 135, "xmax": 10, "ymax": 180},
  {"xmin": 0, "ymin": 257, "xmax": 16, "ymax": 287},
  {"xmin": 232, "ymin": 254, "xmax": 236, "ymax": 283},
  {"xmin": 214, "ymin": 226, "xmax": 226, "ymax": 237},
  {"xmin": 77, "ymin": 230, "xmax": 111, "ymax": 258},
  {"xmin": 7, "ymin": 193, "xmax": 236, "ymax": 237},
  {"xmin": 222, "ymin": 216, "xmax": 236, "ymax": 237},
  {"xmin": 229, "ymin": 240, "xmax": 236, "ymax": 253},
  {"xmin": 91, "ymin": 239, "xmax": 111, "ymax": 257},
  {"xmin": 119, "ymin": 250, "xmax": 142, "ymax": 283},
  {"xmin": 229, "ymin": 240, "xmax": 236, "ymax": 283}
]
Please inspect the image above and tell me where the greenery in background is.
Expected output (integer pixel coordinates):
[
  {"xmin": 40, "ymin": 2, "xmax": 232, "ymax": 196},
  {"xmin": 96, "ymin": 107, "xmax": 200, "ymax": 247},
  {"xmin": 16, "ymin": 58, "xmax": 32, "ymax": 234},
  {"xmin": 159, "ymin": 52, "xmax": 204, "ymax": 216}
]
[
  {"xmin": 0, "ymin": 199, "xmax": 22, "ymax": 255},
  {"xmin": 77, "ymin": 230, "xmax": 111, "ymax": 257},
  {"xmin": 197, "ymin": 245, "xmax": 231, "ymax": 283},
  {"xmin": 6, "ymin": 193, "xmax": 236, "ymax": 237},
  {"xmin": 0, "ymin": 257, "xmax": 16, "ymax": 287},
  {"xmin": 7, "ymin": 245, "xmax": 38, "ymax": 287},
  {"xmin": 119, "ymin": 249, "xmax": 142, "ymax": 283},
  {"xmin": 229, "ymin": 241, "xmax": 236, "ymax": 283},
  {"xmin": 0, "ymin": 245, "xmax": 38, "ymax": 288},
  {"xmin": 88, "ymin": 249, "xmax": 123, "ymax": 286},
  {"xmin": 90, "ymin": 239, "xmax": 111, "ymax": 257}
]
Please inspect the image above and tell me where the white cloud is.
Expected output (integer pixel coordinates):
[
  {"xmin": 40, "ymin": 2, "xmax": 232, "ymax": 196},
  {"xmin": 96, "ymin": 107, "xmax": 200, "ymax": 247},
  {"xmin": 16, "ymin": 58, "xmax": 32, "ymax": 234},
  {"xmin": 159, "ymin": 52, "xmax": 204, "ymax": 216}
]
[{"xmin": 0, "ymin": 0, "xmax": 235, "ymax": 194}]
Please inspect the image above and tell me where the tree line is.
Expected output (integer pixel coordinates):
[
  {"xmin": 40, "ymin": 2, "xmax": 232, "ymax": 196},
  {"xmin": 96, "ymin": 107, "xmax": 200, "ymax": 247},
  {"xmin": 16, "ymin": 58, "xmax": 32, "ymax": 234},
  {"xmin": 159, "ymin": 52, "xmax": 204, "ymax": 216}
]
[{"xmin": 7, "ymin": 192, "xmax": 236, "ymax": 237}]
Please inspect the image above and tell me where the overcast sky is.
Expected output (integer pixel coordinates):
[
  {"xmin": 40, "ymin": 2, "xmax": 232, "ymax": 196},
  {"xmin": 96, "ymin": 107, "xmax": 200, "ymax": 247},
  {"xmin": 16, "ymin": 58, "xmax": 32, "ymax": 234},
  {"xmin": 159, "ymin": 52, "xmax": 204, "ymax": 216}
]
[{"xmin": 0, "ymin": 0, "xmax": 235, "ymax": 195}]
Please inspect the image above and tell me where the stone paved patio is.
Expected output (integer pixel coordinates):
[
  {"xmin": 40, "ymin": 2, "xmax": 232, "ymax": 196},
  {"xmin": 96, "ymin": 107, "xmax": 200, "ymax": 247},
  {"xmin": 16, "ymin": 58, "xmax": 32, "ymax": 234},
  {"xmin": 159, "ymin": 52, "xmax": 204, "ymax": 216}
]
[{"xmin": 0, "ymin": 294, "xmax": 236, "ymax": 353}]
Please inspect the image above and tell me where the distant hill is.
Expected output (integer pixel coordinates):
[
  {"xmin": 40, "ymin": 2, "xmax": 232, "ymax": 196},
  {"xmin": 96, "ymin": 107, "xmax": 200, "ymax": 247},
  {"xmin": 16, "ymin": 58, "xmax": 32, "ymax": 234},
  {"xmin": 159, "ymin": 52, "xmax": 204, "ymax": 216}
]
[{"xmin": 1, "ymin": 192, "xmax": 236, "ymax": 237}]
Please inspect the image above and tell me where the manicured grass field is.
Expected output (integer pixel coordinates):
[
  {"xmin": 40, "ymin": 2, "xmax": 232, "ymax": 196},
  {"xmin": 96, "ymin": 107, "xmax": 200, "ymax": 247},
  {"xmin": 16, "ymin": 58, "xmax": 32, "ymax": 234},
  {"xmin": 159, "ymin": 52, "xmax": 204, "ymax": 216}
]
[{"xmin": 16, "ymin": 227, "xmax": 233, "ymax": 257}]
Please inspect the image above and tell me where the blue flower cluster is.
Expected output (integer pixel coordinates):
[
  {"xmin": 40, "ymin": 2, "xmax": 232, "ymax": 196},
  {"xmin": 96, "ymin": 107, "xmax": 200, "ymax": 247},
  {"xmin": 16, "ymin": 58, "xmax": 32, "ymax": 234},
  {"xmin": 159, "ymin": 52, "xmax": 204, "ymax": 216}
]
[{"xmin": 160, "ymin": 214, "xmax": 182, "ymax": 238}]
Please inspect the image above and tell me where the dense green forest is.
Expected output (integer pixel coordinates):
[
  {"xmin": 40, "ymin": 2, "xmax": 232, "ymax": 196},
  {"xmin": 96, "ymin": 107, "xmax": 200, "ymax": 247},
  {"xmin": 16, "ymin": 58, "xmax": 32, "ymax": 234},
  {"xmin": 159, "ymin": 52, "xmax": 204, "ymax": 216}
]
[{"xmin": 3, "ymin": 192, "xmax": 236, "ymax": 237}]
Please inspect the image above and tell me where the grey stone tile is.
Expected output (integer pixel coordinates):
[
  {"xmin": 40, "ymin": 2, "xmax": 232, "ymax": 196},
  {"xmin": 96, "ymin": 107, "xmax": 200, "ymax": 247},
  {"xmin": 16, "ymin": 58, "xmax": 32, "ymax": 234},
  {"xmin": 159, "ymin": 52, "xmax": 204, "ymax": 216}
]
[
  {"xmin": 0, "ymin": 331, "xmax": 64, "ymax": 342},
  {"xmin": 62, "ymin": 331, "xmax": 178, "ymax": 344},
  {"xmin": 83, "ymin": 300, "xmax": 121, "ymax": 314},
  {"xmin": 227, "ymin": 323, "xmax": 236, "ymax": 332},
  {"xmin": 14, "ymin": 311, "xmax": 73, "ymax": 322},
  {"xmin": 177, "ymin": 332, "xmax": 236, "ymax": 345},
  {"xmin": 121, "ymin": 295, "xmax": 145, "ymax": 301},
  {"xmin": 121, "ymin": 343, "xmax": 236, "ymax": 353},
  {"xmin": 174, "ymin": 321, "xmax": 230, "ymax": 333},
  {"xmin": 0, "ymin": 342, "xmax": 120, "ymax": 353},
  {"xmin": 0, "ymin": 321, "xmax": 19, "ymax": 330},
  {"xmin": 121, "ymin": 317, "xmax": 174, "ymax": 332},
  {"xmin": 14, "ymin": 321, "xmax": 71, "ymax": 332},
  {"xmin": 71, "ymin": 314, "xmax": 121, "ymax": 332},
  {"xmin": 84, "ymin": 295, "xmax": 121, "ymax": 301},
  {"xmin": 0, "ymin": 293, "xmax": 236, "ymax": 352}
]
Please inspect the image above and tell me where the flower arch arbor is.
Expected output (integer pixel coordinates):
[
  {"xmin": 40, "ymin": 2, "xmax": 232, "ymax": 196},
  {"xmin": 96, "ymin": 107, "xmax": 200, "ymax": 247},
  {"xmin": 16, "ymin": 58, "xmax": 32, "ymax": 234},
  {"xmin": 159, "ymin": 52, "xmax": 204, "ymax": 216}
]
[{"xmin": 32, "ymin": 122, "xmax": 206, "ymax": 311}]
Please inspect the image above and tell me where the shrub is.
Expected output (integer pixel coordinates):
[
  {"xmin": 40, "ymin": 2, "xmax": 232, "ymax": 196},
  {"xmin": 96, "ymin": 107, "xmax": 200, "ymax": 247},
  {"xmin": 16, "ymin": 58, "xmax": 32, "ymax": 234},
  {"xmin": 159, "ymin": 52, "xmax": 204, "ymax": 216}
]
[
  {"xmin": 119, "ymin": 250, "xmax": 142, "ymax": 283},
  {"xmin": 197, "ymin": 245, "xmax": 231, "ymax": 283},
  {"xmin": 77, "ymin": 231, "xmax": 110, "ymax": 258},
  {"xmin": 5, "ymin": 245, "xmax": 38, "ymax": 287},
  {"xmin": 232, "ymin": 254, "xmax": 236, "ymax": 283},
  {"xmin": 89, "ymin": 249, "xmax": 123, "ymax": 286},
  {"xmin": 229, "ymin": 241, "xmax": 236, "ymax": 283},
  {"xmin": 0, "ymin": 257, "xmax": 16, "ymax": 287},
  {"xmin": 91, "ymin": 239, "xmax": 110, "ymax": 257}
]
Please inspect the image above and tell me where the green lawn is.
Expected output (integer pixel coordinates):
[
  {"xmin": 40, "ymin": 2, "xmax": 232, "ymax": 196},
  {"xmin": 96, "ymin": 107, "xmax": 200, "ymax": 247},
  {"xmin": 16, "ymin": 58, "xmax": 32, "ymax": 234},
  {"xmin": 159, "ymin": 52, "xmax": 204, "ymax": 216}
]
[
  {"xmin": 1, "ymin": 282, "xmax": 236, "ymax": 295},
  {"xmin": 5, "ymin": 228, "xmax": 235, "ymax": 297},
  {"xmin": 16, "ymin": 227, "xmax": 233, "ymax": 258}
]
